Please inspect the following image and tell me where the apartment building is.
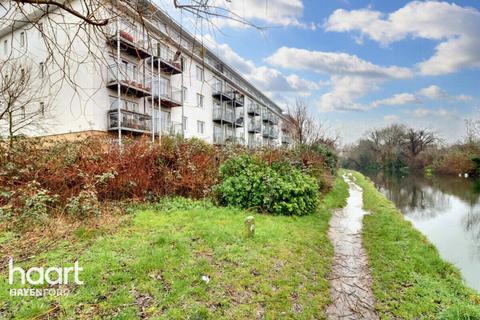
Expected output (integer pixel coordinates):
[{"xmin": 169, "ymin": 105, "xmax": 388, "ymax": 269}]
[{"xmin": 0, "ymin": 1, "xmax": 291, "ymax": 147}]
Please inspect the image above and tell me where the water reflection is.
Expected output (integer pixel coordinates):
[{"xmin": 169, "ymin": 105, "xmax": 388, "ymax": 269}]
[{"xmin": 366, "ymin": 171, "xmax": 480, "ymax": 291}]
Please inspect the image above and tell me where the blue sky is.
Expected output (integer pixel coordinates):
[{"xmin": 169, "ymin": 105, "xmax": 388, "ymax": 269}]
[{"xmin": 161, "ymin": 0, "xmax": 480, "ymax": 144}]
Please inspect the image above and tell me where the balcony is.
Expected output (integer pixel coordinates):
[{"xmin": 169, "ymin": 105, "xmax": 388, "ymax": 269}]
[
  {"xmin": 263, "ymin": 111, "xmax": 274, "ymax": 123},
  {"xmin": 107, "ymin": 64, "xmax": 151, "ymax": 98},
  {"xmin": 282, "ymin": 135, "xmax": 292, "ymax": 145},
  {"xmin": 248, "ymin": 119, "xmax": 261, "ymax": 133},
  {"xmin": 159, "ymin": 120, "xmax": 182, "ymax": 135},
  {"xmin": 271, "ymin": 115, "xmax": 279, "ymax": 125},
  {"xmin": 270, "ymin": 127, "xmax": 279, "ymax": 139},
  {"xmin": 212, "ymin": 83, "xmax": 234, "ymax": 102},
  {"xmin": 213, "ymin": 132, "xmax": 235, "ymax": 145},
  {"xmin": 150, "ymin": 82, "xmax": 182, "ymax": 108},
  {"xmin": 262, "ymin": 125, "xmax": 271, "ymax": 138},
  {"xmin": 228, "ymin": 93, "xmax": 244, "ymax": 107},
  {"xmin": 247, "ymin": 103, "xmax": 261, "ymax": 116},
  {"xmin": 107, "ymin": 21, "xmax": 151, "ymax": 59},
  {"xmin": 148, "ymin": 45, "xmax": 183, "ymax": 75},
  {"xmin": 108, "ymin": 109, "xmax": 151, "ymax": 134},
  {"xmin": 234, "ymin": 109, "xmax": 244, "ymax": 127},
  {"xmin": 213, "ymin": 106, "xmax": 235, "ymax": 124}
]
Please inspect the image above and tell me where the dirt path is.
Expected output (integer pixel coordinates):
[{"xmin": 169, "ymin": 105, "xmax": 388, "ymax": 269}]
[{"xmin": 326, "ymin": 174, "xmax": 379, "ymax": 320}]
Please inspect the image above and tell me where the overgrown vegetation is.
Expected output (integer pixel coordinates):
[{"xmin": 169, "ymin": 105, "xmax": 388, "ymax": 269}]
[
  {"xmin": 343, "ymin": 121, "xmax": 480, "ymax": 177},
  {"xmin": 351, "ymin": 171, "xmax": 480, "ymax": 319},
  {"xmin": 0, "ymin": 176, "xmax": 349, "ymax": 319},
  {"xmin": 0, "ymin": 135, "xmax": 338, "ymax": 229}
]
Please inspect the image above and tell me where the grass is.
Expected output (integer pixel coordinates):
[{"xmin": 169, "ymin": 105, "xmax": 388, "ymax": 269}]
[
  {"xmin": 350, "ymin": 171, "xmax": 480, "ymax": 319},
  {"xmin": 0, "ymin": 175, "xmax": 348, "ymax": 319}
]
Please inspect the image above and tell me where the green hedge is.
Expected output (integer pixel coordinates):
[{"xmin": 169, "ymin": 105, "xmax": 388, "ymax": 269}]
[{"xmin": 215, "ymin": 155, "xmax": 319, "ymax": 216}]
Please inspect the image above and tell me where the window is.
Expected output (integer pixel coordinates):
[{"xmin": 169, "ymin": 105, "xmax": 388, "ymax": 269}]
[
  {"xmin": 196, "ymin": 65, "xmax": 204, "ymax": 82},
  {"xmin": 182, "ymin": 86, "xmax": 187, "ymax": 102},
  {"xmin": 3, "ymin": 40, "xmax": 7, "ymax": 55},
  {"xmin": 39, "ymin": 102, "xmax": 45, "ymax": 116},
  {"xmin": 213, "ymin": 77, "xmax": 222, "ymax": 92},
  {"xmin": 196, "ymin": 93, "xmax": 204, "ymax": 108},
  {"xmin": 132, "ymin": 64, "xmax": 138, "ymax": 82},
  {"xmin": 21, "ymin": 106, "xmax": 26, "ymax": 119},
  {"xmin": 197, "ymin": 121, "xmax": 205, "ymax": 134},
  {"xmin": 160, "ymin": 77, "xmax": 170, "ymax": 96},
  {"xmin": 182, "ymin": 116, "xmax": 188, "ymax": 132},
  {"xmin": 20, "ymin": 31, "xmax": 25, "ymax": 47},
  {"xmin": 39, "ymin": 62, "xmax": 44, "ymax": 78}
]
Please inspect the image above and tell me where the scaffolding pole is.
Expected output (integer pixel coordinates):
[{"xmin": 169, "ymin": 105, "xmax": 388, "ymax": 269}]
[
  {"xmin": 116, "ymin": 19, "xmax": 122, "ymax": 146},
  {"xmin": 151, "ymin": 53, "xmax": 155, "ymax": 142}
]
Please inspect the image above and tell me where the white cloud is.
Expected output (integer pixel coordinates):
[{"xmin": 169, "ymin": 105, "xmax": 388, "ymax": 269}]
[
  {"xmin": 317, "ymin": 75, "xmax": 377, "ymax": 112},
  {"xmin": 418, "ymin": 85, "xmax": 448, "ymax": 100},
  {"xmin": 325, "ymin": 1, "xmax": 480, "ymax": 75},
  {"xmin": 409, "ymin": 107, "xmax": 453, "ymax": 118},
  {"xmin": 384, "ymin": 115, "xmax": 400, "ymax": 122},
  {"xmin": 417, "ymin": 85, "xmax": 473, "ymax": 102},
  {"xmin": 456, "ymin": 94, "xmax": 474, "ymax": 102},
  {"xmin": 266, "ymin": 47, "xmax": 412, "ymax": 79},
  {"xmin": 210, "ymin": 0, "xmax": 313, "ymax": 29},
  {"xmin": 372, "ymin": 93, "xmax": 420, "ymax": 108},
  {"xmin": 326, "ymin": 84, "xmax": 473, "ymax": 115},
  {"xmin": 266, "ymin": 47, "xmax": 413, "ymax": 112}
]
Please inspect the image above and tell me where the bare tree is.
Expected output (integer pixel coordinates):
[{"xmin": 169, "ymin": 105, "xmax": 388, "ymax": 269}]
[
  {"xmin": 465, "ymin": 119, "xmax": 480, "ymax": 145},
  {"xmin": 0, "ymin": 63, "xmax": 51, "ymax": 146},
  {"xmin": 405, "ymin": 128, "xmax": 436, "ymax": 159},
  {"xmin": 283, "ymin": 99, "xmax": 338, "ymax": 147}
]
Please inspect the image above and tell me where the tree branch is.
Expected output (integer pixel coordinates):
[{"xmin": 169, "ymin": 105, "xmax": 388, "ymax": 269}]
[{"xmin": 13, "ymin": 0, "xmax": 109, "ymax": 26}]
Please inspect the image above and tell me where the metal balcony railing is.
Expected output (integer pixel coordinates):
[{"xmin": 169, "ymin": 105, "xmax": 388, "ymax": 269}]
[
  {"xmin": 248, "ymin": 119, "xmax": 261, "ymax": 133},
  {"xmin": 247, "ymin": 103, "xmax": 261, "ymax": 115},
  {"xmin": 270, "ymin": 128, "xmax": 279, "ymax": 139},
  {"xmin": 151, "ymin": 82, "xmax": 182, "ymax": 107},
  {"xmin": 235, "ymin": 108, "xmax": 244, "ymax": 120},
  {"xmin": 263, "ymin": 111, "xmax": 274, "ymax": 123},
  {"xmin": 212, "ymin": 82, "xmax": 234, "ymax": 101},
  {"xmin": 154, "ymin": 44, "xmax": 183, "ymax": 74},
  {"xmin": 213, "ymin": 132, "xmax": 235, "ymax": 145},
  {"xmin": 282, "ymin": 136, "xmax": 292, "ymax": 144},
  {"xmin": 107, "ymin": 64, "xmax": 151, "ymax": 97},
  {"xmin": 213, "ymin": 106, "xmax": 235, "ymax": 123},
  {"xmin": 272, "ymin": 115, "xmax": 279, "ymax": 125},
  {"xmin": 108, "ymin": 110, "xmax": 151, "ymax": 133},
  {"xmin": 107, "ymin": 19, "xmax": 151, "ymax": 59}
]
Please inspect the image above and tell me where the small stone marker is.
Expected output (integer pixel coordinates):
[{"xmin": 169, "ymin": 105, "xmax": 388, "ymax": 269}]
[{"xmin": 244, "ymin": 216, "xmax": 255, "ymax": 238}]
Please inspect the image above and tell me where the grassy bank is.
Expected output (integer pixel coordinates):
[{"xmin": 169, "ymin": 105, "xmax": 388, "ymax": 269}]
[
  {"xmin": 351, "ymin": 171, "xmax": 480, "ymax": 319},
  {"xmin": 0, "ymin": 176, "xmax": 348, "ymax": 319}
]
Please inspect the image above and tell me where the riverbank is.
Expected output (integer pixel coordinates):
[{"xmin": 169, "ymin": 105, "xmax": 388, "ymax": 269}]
[
  {"xmin": 351, "ymin": 171, "xmax": 480, "ymax": 319},
  {"xmin": 0, "ymin": 176, "xmax": 348, "ymax": 319}
]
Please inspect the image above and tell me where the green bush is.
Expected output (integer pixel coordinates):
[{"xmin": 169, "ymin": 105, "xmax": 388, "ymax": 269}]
[{"xmin": 215, "ymin": 155, "xmax": 319, "ymax": 216}]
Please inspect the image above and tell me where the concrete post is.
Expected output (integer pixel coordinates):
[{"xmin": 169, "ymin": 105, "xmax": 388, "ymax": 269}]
[{"xmin": 244, "ymin": 216, "xmax": 255, "ymax": 238}]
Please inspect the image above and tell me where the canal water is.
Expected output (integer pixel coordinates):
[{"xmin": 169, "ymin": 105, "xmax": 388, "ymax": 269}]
[{"xmin": 365, "ymin": 172, "xmax": 480, "ymax": 292}]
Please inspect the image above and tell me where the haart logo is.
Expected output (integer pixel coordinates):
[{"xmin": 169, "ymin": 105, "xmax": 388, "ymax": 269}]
[{"xmin": 8, "ymin": 258, "xmax": 84, "ymax": 297}]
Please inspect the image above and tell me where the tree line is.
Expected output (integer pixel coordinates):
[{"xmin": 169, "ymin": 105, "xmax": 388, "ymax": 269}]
[{"xmin": 342, "ymin": 121, "xmax": 480, "ymax": 176}]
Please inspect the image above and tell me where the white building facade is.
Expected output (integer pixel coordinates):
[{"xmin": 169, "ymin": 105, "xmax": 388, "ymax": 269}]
[{"xmin": 0, "ymin": 1, "xmax": 291, "ymax": 147}]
